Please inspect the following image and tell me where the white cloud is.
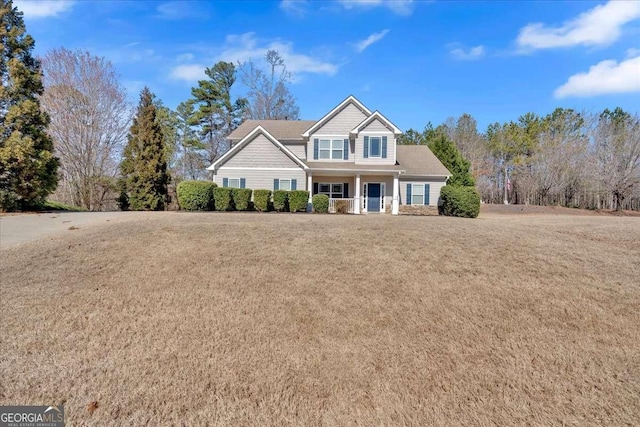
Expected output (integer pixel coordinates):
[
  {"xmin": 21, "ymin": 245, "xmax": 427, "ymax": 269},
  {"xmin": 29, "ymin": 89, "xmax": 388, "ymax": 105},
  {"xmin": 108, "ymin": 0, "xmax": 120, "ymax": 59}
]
[
  {"xmin": 176, "ymin": 53, "xmax": 195, "ymax": 62},
  {"xmin": 554, "ymin": 54, "xmax": 640, "ymax": 98},
  {"xmin": 218, "ymin": 32, "xmax": 338, "ymax": 76},
  {"xmin": 13, "ymin": 0, "xmax": 74, "ymax": 18},
  {"xmin": 338, "ymin": 0, "xmax": 414, "ymax": 16},
  {"xmin": 169, "ymin": 32, "xmax": 338, "ymax": 83},
  {"xmin": 354, "ymin": 29, "xmax": 389, "ymax": 53},
  {"xmin": 156, "ymin": 1, "xmax": 209, "ymax": 20},
  {"xmin": 170, "ymin": 64, "xmax": 207, "ymax": 82},
  {"xmin": 280, "ymin": 0, "xmax": 308, "ymax": 16},
  {"xmin": 627, "ymin": 48, "xmax": 640, "ymax": 58},
  {"xmin": 450, "ymin": 45, "xmax": 485, "ymax": 61},
  {"xmin": 517, "ymin": 1, "xmax": 640, "ymax": 50}
]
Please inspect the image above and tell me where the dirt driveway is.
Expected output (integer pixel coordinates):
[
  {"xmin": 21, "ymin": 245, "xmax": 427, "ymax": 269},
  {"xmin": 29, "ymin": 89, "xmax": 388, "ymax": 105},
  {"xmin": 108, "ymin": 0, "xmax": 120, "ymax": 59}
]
[{"xmin": 0, "ymin": 211, "xmax": 157, "ymax": 250}]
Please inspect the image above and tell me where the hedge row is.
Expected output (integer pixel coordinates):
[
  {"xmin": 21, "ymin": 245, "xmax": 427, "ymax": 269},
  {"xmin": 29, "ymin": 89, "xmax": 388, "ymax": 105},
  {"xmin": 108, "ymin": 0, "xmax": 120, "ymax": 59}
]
[
  {"xmin": 176, "ymin": 182, "xmax": 310, "ymax": 212},
  {"xmin": 440, "ymin": 185, "xmax": 480, "ymax": 218},
  {"xmin": 176, "ymin": 181, "xmax": 217, "ymax": 211}
]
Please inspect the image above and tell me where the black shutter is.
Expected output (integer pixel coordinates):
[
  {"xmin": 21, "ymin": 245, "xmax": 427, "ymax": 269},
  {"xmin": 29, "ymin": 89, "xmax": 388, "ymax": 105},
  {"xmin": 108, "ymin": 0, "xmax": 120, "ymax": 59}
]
[
  {"xmin": 343, "ymin": 183, "xmax": 349, "ymax": 198},
  {"xmin": 313, "ymin": 183, "xmax": 319, "ymax": 195}
]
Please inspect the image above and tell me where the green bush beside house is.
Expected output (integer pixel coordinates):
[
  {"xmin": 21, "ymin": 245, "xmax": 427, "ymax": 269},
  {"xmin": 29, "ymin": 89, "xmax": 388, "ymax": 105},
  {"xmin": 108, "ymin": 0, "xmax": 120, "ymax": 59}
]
[
  {"xmin": 288, "ymin": 190, "xmax": 309, "ymax": 212},
  {"xmin": 231, "ymin": 188, "xmax": 252, "ymax": 211},
  {"xmin": 253, "ymin": 190, "xmax": 271, "ymax": 212},
  {"xmin": 273, "ymin": 190, "xmax": 288, "ymax": 212},
  {"xmin": 176, "ymin": 180, "xmax": 217, "ymax": 211},
  {"xmin": 312, "ymin": 194, "xmax": 329, "ymax": 213},
  {"xmin": 441, "ymin": 185, "xmax": 480, "ymax": 218},
  {"xmin": 213, "ymin": 187, "xmax": 234, "ymax": 211}
]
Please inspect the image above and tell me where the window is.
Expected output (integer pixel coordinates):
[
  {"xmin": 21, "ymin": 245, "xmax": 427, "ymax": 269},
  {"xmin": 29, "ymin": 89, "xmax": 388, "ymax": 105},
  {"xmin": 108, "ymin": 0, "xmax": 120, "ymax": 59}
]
[
  {"xmin": 279, "ymin": 179, "xmax": 291, "ymax": 191},
  {"xmin": 319, "ymin": 139, "xmax": 344, "ymax": 160},
  {"xmin": 224, "ymin": 178, "xmax": 243, "ymax": 188},
  {"xmin": 318, "ymin": 183, "xmax": 343, "ymax": 199},
  {"xmin": 411, "ymin": 184, "xmax": 423, "ymax": 205},
  {"xmin": 369, "ymin": 137, "xmax": 381, "ymax": 157},
  {"xmin": 407, "ymin": 183, "xmax": 429, "ymax": 205},
  {"xmin": 274, "ymin": 179, "xmax": 296, "ymax": 191},
  {"xmin": 363, "ymin": 136, "xmax": 387, "ymax": 159}
]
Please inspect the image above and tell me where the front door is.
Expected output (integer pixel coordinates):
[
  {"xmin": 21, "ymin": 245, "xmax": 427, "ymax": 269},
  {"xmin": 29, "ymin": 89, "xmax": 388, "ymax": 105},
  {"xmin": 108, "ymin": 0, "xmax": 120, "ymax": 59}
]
[{"xmin": 367, "ymin": 183, "xmax": 381, "ymax": 212}]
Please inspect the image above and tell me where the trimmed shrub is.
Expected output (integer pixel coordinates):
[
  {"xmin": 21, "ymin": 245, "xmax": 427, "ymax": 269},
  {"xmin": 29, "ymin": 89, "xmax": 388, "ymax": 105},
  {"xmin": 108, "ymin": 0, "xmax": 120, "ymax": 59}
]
[
  {"xmin": 213, "ymin": 187, "xmax": 233, "ymax": 211},
  {"xmin": 288, "ymin": 190, "xmax": 309, "ymax": 212},
  {"xmin": 273, "ymin": 190, "xmax": 289, "ymax": 212},
  {"xmin": 312, "ymin": 194, "xmax": 329, "ymax": 213},
  {"xmin": 253, "ymin": 190, "xmax": 271, "ymax": 212},
  {"xmin": 231, "ymin": 188, "xmax": 252, "ymax": 211},
  {"xmin": 334, "ymin": 199, "xmax": 349, "ymax": 214},
  {"xmin": 176, "ymin": 180, "xmax": 217, "ymax": 211},
  {"xmin": 441, "ymin": 185, "xmax": 480, "ymax": 218}
]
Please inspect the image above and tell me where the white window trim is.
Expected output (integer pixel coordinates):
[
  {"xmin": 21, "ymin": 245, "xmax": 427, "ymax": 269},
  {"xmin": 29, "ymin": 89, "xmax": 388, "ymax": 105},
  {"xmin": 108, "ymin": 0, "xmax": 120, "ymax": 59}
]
[
  {"xmin": 279, "ymin": 179, "xmax": 291, "ymax": 191},
  {"xmin": 369, "ymin": 136, "xmax": 382, "ymax": 158},
  {"xmin": 411, "ymin": 184, "xmax": 424, "ymax": 205},
  {"xmin": 314, "ymin": 135, "xmax": 348, "ymax": 161},
  {"xmin": 228, "ymin": 178, "xmax": 241, "ymax": 188},
  {"xmin": 317, "ymin": 182, "xmax": 343, "ymax": 199},
  {"xmin": 318, "ymin": 138, "xmax": 344, "ymax": 160}
]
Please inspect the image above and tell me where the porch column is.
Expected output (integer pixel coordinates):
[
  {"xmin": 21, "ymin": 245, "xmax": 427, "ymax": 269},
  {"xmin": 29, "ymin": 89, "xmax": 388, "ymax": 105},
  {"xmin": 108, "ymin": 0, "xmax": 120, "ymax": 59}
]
[
  {"xmin": 392, "ymin": 174, "xmax": 399, "ymax": 215},
  {"xmin": 307, "ymin": 173, "xmax": 313, "ymax": 212},
  {"xmin": 354, "ymin": 174, "xmax": 361, "ymax": 214}
]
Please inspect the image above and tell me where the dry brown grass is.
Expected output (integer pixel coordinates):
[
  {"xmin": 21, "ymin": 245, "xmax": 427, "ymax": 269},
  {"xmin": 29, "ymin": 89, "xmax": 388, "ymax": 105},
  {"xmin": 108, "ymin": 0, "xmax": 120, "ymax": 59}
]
[{"xmin": 1, "ymin": 211, "xmax": 639, "ymax": 425}]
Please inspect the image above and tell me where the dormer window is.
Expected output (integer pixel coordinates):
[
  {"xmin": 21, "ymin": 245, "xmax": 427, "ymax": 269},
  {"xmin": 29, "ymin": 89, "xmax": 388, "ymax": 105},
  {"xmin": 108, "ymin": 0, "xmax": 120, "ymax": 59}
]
[
  {"xmin": 363, "ymin": 136, "xmax": 388, "ymax": 159},
  {"xmin": 369, "ymin": 137, "xmax": 381, "ymax": 157}
]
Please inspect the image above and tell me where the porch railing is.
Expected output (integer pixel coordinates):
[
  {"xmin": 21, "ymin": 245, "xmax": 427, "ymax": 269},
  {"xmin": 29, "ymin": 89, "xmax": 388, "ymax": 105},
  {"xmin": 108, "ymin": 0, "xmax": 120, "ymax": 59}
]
[{"xmin": 329, "ymin": 198, "xmax": 355, "ymax": 214}]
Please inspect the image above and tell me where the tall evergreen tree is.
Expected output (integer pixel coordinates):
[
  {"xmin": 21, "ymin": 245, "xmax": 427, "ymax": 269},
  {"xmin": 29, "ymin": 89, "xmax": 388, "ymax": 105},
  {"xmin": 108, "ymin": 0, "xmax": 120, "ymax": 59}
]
[
  {"xmin": 190, "ymin": 61, "xmax": 247, "ymax": 164},
  {"xmin": 428, "ymin": 134, "xmax": 475, "ymax": 187},
  {"xmin": 120, "ymin": 87, "xmax": 169, "ymax": 211},
  {"xmin": 0, "ymin": 0, "xmax": 58, "ymax": 210}
]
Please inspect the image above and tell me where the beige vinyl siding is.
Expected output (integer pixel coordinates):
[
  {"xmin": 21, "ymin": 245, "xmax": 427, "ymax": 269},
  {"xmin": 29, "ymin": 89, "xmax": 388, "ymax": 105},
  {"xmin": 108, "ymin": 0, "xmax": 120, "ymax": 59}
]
[
  {"xmin": 360, "ymin": 175, "xmax": 394, "ymax": 212},
  {"xmin": 399, "ymin": 177, "xmax": 448, "ymax": 206},
  {"xmin": 283, "ymin": 142, "xmax": 306, "ymax": 160},
  {"xmin": 354, "ymin": 132, "xmax": 396, "ymax": 166},
  {"xmin": 214, "ymin": 168, "xmax": 307, "ymax": 191},
  {"xmin": 311, "ymin": 176, "xmax": 355, "ymax": 197},
  {"xmin": 312, "ymin": 103, "xmax": 369, "ymax": 135},
  {"xmin": 223, "ymin": 134, "xmax": 300, "ymax": 168},
  {"xmin": 360, "ymin": 118, "xmax": 391, "ymax": 132}
]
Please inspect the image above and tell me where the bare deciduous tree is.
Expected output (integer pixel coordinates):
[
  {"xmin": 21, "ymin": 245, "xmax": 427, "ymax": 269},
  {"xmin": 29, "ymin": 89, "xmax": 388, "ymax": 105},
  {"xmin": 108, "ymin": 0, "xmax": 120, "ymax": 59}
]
[
  {"xmin": 238, "ymin": 50, "xmax": 299, "ymax": 120},
  {"xmin": 592, "ymin": 108, "xmax": 640, "ymax": 211},
  {"xmin": 41, "ymin": 48, "xmax": 130, "ymax": 210}
]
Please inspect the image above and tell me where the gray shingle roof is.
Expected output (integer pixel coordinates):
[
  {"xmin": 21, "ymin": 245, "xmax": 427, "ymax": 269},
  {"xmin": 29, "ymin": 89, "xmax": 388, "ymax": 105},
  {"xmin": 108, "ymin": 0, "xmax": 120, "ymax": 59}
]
[
  {"xmin": 396, "ymin": 145, "xmax": 451, "ymax": 176},
  {"xmin": 228, "ymin": 120, "xmax": 316, "ymax": 141}
]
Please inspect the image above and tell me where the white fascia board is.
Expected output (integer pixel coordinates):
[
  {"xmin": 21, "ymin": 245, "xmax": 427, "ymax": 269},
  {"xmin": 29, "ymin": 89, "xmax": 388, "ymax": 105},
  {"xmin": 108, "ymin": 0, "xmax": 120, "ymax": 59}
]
[
  {"xmin": 350, "ymin": 111, "xmax": 403, "ymax": 136},
  {"xmin": 207, "ymin": 125, "xmax": 308, "ymax": 171}
]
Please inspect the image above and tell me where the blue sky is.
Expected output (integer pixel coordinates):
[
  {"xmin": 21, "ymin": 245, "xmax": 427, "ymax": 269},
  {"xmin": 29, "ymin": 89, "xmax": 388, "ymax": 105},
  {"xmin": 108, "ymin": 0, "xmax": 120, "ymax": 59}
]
[{"xmin": 15, "ymin": 0, "xmax": 640, "ymax": 132}]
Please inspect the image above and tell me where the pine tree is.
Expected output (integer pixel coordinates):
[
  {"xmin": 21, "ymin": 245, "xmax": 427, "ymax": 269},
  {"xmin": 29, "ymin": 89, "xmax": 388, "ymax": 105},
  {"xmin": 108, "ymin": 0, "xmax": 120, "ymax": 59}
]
[
  {"xmin": 190, "ymin": 61, "xmax": 247, "ymax": 163},
  {"xmin": 120, "ymin": 87, "xmax": 169, "ymax": 211},
  {"xmin": 428, "ymin": 133, "xmax": 475, "ymax": 187},
  {"xmin": 0, "ymin": 0, "xmax": 58, "ymax": 210}
]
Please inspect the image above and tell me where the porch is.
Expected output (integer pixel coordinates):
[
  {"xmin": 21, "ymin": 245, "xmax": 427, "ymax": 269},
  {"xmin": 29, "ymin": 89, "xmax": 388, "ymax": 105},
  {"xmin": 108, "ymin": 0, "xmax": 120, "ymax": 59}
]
[{"xmin": 306, "ymin": 172, "xmax": 400, "ymax": 215}]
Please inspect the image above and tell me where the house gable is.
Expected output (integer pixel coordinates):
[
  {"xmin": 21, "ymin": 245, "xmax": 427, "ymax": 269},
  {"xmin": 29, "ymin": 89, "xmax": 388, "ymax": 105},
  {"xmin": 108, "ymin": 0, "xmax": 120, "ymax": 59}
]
[
  {"xmin": 302, "ymin": 95, "xmax": 371, "ymax": 137},
  {"xmin": 208, "ymin": 126, "xmax": 307, "ymax": 171},
  {"xmin": 351, "ymin": 111, "xmax": 402, "ymax": 136}
]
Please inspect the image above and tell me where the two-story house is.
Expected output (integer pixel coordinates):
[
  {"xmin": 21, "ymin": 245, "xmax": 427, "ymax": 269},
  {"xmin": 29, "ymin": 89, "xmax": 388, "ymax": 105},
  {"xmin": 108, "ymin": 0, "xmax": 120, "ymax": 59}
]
[{"xmin": 207, "ymin": 96, "xmax": 451, "ymax": 214}]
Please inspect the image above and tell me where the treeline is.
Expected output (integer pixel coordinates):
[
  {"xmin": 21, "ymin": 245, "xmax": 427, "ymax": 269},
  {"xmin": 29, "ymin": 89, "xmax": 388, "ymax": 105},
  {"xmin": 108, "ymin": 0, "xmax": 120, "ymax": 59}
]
[
  {"xmin": 401, "ymin": 109, "xmax": 640, "ymax": 211},
  {"xmin": 1, "ymin": 0, "xmax": 298, "ymax": 211}
]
